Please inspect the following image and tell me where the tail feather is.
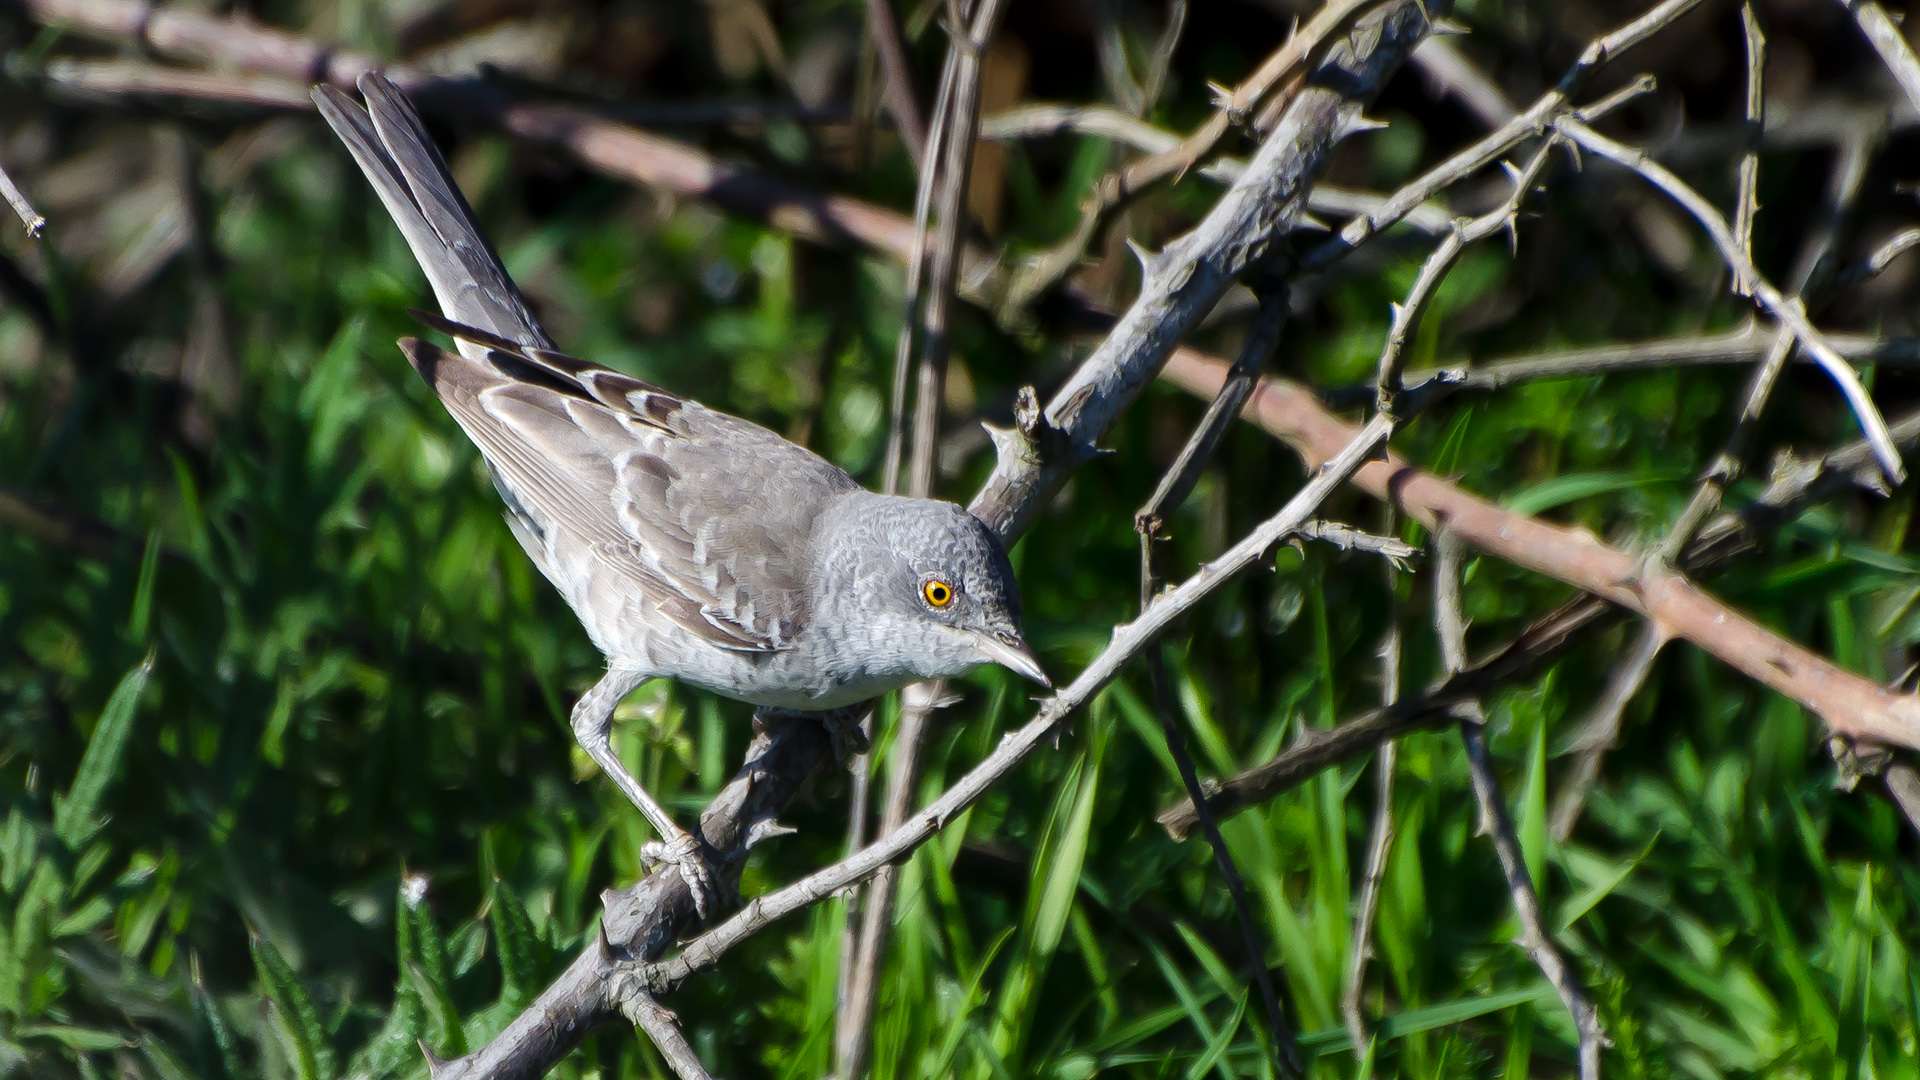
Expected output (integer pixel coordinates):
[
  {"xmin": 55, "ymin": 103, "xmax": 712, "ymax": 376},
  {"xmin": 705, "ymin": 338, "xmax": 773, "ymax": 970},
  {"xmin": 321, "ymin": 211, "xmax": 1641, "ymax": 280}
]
[{"xmin": 311, "ymin": 74, "xmax": 551, "ymax": 352}]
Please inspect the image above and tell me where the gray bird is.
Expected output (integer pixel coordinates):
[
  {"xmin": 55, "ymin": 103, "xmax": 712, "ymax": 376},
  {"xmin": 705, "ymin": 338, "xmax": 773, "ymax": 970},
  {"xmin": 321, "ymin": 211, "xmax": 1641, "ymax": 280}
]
[{"xmin": 314, "ymin": 74, "xmax": 1047, "ymax": 916}]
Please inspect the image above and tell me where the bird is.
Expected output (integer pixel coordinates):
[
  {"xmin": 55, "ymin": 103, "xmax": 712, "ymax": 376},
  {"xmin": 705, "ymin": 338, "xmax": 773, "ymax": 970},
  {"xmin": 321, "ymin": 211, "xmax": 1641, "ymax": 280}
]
[{"xmin": 313, "ymin": 74, "xmax": 1048, "ymax": 918}]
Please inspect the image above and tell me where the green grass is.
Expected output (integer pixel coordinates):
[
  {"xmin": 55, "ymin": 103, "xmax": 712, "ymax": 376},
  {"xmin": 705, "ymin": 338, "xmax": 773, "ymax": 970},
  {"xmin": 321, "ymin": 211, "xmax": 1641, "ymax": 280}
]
[{"xmin": 5, "ymin": 5, "xmax": 1920, "ymax": 1076}]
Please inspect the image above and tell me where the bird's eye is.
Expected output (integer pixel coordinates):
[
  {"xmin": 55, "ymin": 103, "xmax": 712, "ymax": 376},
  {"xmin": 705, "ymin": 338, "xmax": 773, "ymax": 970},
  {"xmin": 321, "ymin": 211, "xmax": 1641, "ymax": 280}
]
[{"xmin": 922, "ymin": 578, "xmax": 955, "ymax": 608}]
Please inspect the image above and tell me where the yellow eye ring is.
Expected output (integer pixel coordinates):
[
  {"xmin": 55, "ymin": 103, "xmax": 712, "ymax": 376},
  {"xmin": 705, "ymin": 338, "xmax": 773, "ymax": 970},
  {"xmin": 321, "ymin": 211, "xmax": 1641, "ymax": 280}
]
[{"xmin": 922, "ymin": 578, "xmax": 955, "ymax": 608}]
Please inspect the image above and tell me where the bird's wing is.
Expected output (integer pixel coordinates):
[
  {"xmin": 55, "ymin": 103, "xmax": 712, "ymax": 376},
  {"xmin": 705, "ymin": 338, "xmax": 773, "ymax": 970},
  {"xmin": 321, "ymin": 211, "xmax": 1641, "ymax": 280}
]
[
  {"xmin": 317, "ymin": 74, "xmax": 856, "ymax": 653},
  {"xmin": 401, "ymin": 329, "xmax": 854, "ymax": 653}
]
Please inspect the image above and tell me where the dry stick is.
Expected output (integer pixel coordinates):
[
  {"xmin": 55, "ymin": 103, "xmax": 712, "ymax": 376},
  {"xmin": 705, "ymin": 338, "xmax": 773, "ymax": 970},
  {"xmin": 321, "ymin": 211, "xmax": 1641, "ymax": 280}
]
[
  {"xmin": 1321, "ymin": 322, "xmax": 1920, "ymax": 412},
  {"xmin": 1839, "ymin": 0, "xmax": 1920, "ymax": 116},
  {"xmin": 980, "ymin": 105, "xmax": 1460, "ymax": 235},
  {"xmin": 865, "ymin": 0, "xmax": 928, "ymax": 163},
  {"xmin": 997, "ymin": 0, "xmax": 1382, "ymax": 317},
  {"xmin": 1340, "ymin": 503, "xmax": 1400, "ymax": 1053},
  {"xmin": 1435, "ymin": 533, "xmax": 1605, "ymax": 1080},
  {"xmin": 1134, "ymin": 280, "xmax": 1300, "ymax": 1076},
  {"xmin": 1554, "ymin": 116, "xmax": 1902, "ymax": 484},
  {"xmin": 1548, "ymin": 622, "xmax": 1667, "ymax": 841},
  {"xmin": 1297, "ymin": 0, "xmax": 1711, "ymax": 276},
  {"xmin": 838, "ymin": 4, "xmax": 1009, "ymax": 1075},
  {"xmin": 1151, "ymin": 369, "xmax": 1920, "ymax": 838},
  {"xmin": 0, "ymin": 157, "xmax": 44, "ymax": 238},
  {"xmin": 970, "ymin": 0, "xmax": 1448, "ymax": 543},
  {"xmin": 635, "ymin": 415, "xmax": 1397, "ymax": 996},
  {"xmin": 624, "ymin": 994, "xmax": 716, "ymax": 1080},
  {"xmin": 1731, "ymin": 4, "xmax": 1763, "ymax": 295}
]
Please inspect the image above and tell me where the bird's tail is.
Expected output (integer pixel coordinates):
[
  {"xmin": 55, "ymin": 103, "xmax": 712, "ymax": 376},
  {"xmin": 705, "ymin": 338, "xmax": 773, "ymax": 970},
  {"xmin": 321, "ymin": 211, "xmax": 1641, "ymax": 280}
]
[{"xmin": 312, "ymin": 74, "xmax": 552, "ymax": 353}]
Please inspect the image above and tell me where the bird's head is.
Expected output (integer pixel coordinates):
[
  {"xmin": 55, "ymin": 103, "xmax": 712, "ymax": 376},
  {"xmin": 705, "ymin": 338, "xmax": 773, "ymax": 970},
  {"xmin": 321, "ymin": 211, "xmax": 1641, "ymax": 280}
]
[{"xmin": 816, "ymin": 495, "xmax": 1048, "ymax": 689}]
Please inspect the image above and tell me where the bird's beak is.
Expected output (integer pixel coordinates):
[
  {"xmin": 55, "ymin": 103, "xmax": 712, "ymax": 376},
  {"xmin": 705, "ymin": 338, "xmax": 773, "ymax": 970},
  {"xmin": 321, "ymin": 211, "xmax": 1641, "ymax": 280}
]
[{"xmin": 970, "ymin": 631, "xmax": 1051, "ymax": 689}]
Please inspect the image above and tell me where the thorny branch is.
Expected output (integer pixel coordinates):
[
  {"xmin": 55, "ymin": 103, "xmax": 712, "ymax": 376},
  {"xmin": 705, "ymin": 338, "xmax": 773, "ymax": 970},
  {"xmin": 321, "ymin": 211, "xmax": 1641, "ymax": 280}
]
[
  {"xmin": 1435, "ymin": 534, "xmax": 1605, "ymax": 1080},
  {"xmin": 1155, "ymin": 384, "xmax": 1920, "ymax": 837},
  {"xmin": 16, "ymin": 0, "xmax": 1920, "ymax": 1076},
  {"xmin": 1554, "ymin": 115, "xmax": 1903, "ymax": 483}
]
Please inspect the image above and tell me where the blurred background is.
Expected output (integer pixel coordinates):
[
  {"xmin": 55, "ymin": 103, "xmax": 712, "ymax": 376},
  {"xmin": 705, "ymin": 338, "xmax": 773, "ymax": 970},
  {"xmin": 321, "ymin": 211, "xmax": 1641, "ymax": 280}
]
[{"xmin": 4, "ymin": 0, "xmax": 1920, "ymax": 1076}]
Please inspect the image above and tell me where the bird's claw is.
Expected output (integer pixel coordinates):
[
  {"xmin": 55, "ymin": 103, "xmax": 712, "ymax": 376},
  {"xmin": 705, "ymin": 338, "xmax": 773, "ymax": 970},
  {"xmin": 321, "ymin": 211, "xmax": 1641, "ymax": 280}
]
[{"xmin": 641, "ymin": 831, "xmax": 719, "ymax": 922}]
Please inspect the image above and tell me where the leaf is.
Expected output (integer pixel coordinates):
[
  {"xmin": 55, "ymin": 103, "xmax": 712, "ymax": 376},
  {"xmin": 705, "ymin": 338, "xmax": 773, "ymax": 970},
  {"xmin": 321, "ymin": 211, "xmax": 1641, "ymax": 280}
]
[
  {"xmin": 252, "ymin": 936, "xmax": 335, "ymax": 1080},
  {"xmin": 488, "ymin": 880, "xmax": 548, "ymax": 1013},
  {"xmin": 128, "ymin": 529, "xmax": 162, "ymax": 640},
  {"xmin": 54, "ymin": 649, "xmax": 155, "ymax": 849},
  {"xmin": 1501, "ymin": 469, "xmax": 1682, "ymax": 517},
  {"xmin": 1296, "ymin": 985, "xmax": 1554, "ymax": 1053}
]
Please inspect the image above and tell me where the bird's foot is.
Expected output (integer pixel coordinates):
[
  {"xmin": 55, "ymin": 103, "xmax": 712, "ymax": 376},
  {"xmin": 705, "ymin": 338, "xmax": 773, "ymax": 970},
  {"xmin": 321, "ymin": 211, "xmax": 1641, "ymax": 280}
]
[
  {"xmin": 641, "ymin": 830, "xmax": 720, "ymax": 922},
  {"xmin": 817, "ymin": 706, "xmax": 871, "ymax": 764}
]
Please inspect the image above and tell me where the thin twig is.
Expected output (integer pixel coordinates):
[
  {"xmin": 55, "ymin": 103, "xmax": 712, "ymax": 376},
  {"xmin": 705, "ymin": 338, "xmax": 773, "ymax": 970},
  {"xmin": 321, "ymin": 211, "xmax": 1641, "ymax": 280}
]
[
  {"xmin": 865, "ymin": 0, "xmax": 928, "ymax": 162},
  {"xmin": 1556, "ymin": 115, "xmax": 1903, "ymax": 484},
  {"xmin": 997, "ymin": 0, "xmax": 1387, "ymax": 316},
  {"xmin": 1321, "ymin": 322, "xmax": 1919, "ymax": 412},
  {"xmin": 1138, "ymin": 279, "xmax": 1289, "ymax": 535},
  {"xmin": 841, "ymin": 6, "xmax": 1008, "ymax": 1074},
  {"xmin": 1374, "ymin": 139, "xmax": 1558, "ymax": 415},
  {"xmin": 1732, "ymin": 4, "xmax": 1763, "ymax": 295},
  {"xmin": 1838, "ymin": 0, "xmax": 1920, "ymax": 116},
  {"xmin": 1298, "ymin": 0, "xmax": 1709, "ymax": 275},
  {"xmin": 1340, "ymin": 503, "xmax": 1401, "ymax": 1053},
  {"xmin": 1557, "ymin": 103, "xmax": 1878, "ymax": 833},
  {"xmin": 1548, "ymin": 621, "xmax": 1667, "ymax": 841},
  {"xmin": 0, "ymin": 157, "xmax": 44, "ymax": 238},
  {"xmin": 1435, "ymin": 532, "xmax": 1605, "ymax": 1080}
]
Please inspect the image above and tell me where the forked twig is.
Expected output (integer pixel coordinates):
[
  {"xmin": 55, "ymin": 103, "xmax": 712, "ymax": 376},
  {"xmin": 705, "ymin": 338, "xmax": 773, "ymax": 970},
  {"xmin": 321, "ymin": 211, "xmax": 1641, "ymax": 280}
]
[{"xmin": 1555, "ymin": 116, "xmax": 1903, "ymax": 484}]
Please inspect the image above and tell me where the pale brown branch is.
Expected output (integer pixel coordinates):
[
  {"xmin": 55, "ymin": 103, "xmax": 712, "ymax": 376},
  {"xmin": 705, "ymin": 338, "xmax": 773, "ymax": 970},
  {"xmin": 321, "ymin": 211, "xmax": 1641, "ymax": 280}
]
[
  {"xmin": 622, "ymin": 994, "xmax": 715, "ymax": 1080},
  {"xmin": 1161, "ymin": 354, "xmax": 1920, "ymax": 748}
]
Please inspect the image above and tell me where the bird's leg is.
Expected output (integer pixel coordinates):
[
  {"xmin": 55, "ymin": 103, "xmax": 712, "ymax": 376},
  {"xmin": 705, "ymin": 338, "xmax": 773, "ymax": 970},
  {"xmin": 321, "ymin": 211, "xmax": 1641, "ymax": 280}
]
[{"xmin": 571, "ymin": 670, "xmax": 719, "ymax": 920}]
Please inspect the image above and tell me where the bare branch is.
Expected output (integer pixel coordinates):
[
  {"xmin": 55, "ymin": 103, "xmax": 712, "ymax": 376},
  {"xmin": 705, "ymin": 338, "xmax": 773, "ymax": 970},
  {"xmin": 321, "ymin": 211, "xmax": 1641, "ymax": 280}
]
[
  {"xmin": 1134, "ymin": 274, "xmax": 1298, "ymax": 1076},
  {"xmin": 971, "ymin": 0, "xmax": 1447, "ymax": 543},
  {"xmin": 1160, "ymin": 355, "xmax": 1920, "ymax": 747},
  {"xmin": 623, "ymin": 995, "xmax": 715, "ymax": 1080},
  {"xmin": 865, "ymin": 0, "xmax": 928, "ymax": 161},
  {"xmin": 1298, "ymin": 0, "xmax": 1708, "ymax": 275},
  {"xmin": 1341, "ymin": 506, "xmax": 1402, "ymax": 1052},
  {"xmin": 1153, "ymin": 382, "xmax": 1920, "ymax": 838},
  {"xmin": 1732, "ymin": 4, "xmax": 1763, "ymax": 293},
  {"xmin": 1437, "ymin": 537, "xmax": 1605, "ymax": 1080},
  {"xmin": 1838, "ymin": 0, "xmax": 1920, "ymax": 116},
  {"xmin": 0, "ymin": 156, "xmax": 45, "ymax": 238},
  {"xmin": 1556, "ymin": 115, "xmax": 1903, "ymax": 484},
  {"xmin": 1548, "ymin": 621, "xmax": 1667, "ymax": 841}
]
